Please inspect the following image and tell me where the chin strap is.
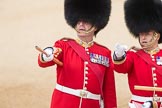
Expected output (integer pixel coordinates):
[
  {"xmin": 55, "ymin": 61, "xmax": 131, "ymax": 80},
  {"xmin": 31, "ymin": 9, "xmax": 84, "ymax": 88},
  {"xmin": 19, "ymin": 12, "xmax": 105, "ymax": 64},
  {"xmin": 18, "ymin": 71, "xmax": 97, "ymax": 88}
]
[{"xmin": 75, "ymin": 26, "xmax": 96, "ymax": 34}]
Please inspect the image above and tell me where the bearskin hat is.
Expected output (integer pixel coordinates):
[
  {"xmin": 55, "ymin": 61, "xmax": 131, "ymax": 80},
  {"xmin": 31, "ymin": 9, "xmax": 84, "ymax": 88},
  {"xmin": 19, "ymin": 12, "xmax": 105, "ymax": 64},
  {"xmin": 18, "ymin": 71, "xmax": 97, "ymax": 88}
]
[
  {"xmin": 124, "ymin": 0, "xmax": 162, "ymax": 43},
  {"xmin": 64, "ymin": 0, "xmax": 111, "ymax": 35}
]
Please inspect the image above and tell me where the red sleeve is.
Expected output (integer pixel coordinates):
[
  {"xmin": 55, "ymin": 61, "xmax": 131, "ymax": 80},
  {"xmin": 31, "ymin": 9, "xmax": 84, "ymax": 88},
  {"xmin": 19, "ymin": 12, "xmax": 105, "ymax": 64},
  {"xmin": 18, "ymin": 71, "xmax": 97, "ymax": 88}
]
[
  {"xmin": 114, "ymin": 51, "xmax": 134, "ymax": 74},
  {"xmin": 103, "ymin": 52, "xmax": 117, "ymax": 108}
]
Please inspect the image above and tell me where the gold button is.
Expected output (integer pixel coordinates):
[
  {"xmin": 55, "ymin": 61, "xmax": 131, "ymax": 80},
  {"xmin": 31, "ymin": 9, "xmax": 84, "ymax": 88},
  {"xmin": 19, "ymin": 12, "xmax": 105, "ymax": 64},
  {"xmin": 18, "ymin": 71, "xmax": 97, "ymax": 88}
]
[{"xmin": 80, "ymin": 90, "xmax": 87, "ymax": 98}]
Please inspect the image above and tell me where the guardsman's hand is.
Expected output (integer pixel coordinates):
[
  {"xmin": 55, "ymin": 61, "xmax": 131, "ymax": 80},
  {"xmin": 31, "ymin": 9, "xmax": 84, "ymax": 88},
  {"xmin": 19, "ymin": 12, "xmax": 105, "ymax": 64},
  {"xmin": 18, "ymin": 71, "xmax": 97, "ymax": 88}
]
[
  {"xmin": 41, "ymin": 47, "xmax": 54, "ymax": 62},
  {"xmin": 113, "ymin": 43, "xmax": 127, "ymax": 61},
  {"xmin": 114, "ymin": 43, "xmax": 127, "ymax": 58},
  {"xmin": 142, "ymin": 101, "xmax": 152, "ymax": 108}
]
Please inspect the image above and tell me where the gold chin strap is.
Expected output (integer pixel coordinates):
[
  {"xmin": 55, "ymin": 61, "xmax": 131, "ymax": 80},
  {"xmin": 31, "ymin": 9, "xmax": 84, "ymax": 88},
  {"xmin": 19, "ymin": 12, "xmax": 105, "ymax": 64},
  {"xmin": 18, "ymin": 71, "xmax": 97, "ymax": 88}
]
[
  {"xmin": 141, "ymin": 32, "xmax": 159, "ymax": 49},
  {"xmin": 75, "ymin": 26, "xmax": 96, "ymax": 34}
]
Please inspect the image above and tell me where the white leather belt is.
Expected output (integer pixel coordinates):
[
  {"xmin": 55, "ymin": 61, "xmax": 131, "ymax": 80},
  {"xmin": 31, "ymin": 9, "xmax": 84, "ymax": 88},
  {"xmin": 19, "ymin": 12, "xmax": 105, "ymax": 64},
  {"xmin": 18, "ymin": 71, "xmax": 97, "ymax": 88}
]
[
  {"xmin": 132, "ymin": 94, "xmax": 162, "ymax": 102},
  {"xmin": 55, "ymin": 83, "xmax": 101, "ymax": 100}
]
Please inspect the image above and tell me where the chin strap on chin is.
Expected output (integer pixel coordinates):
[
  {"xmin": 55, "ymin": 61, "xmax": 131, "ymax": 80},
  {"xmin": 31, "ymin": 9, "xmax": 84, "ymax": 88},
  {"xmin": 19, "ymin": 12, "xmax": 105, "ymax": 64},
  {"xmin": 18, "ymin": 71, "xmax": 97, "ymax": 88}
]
[{"xmin": 75, "ymin": 26, "xmax": 96, "ymax": 34}]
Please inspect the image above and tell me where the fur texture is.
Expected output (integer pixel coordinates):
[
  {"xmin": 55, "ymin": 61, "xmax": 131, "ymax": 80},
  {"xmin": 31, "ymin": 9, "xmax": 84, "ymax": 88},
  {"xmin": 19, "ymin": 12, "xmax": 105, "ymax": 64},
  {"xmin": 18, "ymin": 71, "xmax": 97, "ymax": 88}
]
[
  {"xmin": 64, "ymin": 0, "xmax": 111, "ymax": 35},
  {"xmin": 124, "ymin": 0, "xmax": 162, "ymax": 43}
]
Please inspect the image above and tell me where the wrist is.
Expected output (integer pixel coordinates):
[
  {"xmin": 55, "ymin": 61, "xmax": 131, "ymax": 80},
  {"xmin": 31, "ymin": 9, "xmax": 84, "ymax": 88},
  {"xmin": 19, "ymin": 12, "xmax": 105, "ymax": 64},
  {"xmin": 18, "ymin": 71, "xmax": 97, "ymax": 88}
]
[{"xmin": 113, "ymin": 51, "xmax": 126, "ymax": 61}]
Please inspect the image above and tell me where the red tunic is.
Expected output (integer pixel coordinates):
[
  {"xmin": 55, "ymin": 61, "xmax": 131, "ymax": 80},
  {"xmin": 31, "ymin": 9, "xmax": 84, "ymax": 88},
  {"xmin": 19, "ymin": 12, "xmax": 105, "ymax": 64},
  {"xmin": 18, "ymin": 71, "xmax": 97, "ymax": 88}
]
[
  {"xmin": 38, "ymin": 39, "xmax": 117, "ymax": 108},
  {"xmin": 114, "ymin": 49, "xmax": 162, "ymax": 107}
]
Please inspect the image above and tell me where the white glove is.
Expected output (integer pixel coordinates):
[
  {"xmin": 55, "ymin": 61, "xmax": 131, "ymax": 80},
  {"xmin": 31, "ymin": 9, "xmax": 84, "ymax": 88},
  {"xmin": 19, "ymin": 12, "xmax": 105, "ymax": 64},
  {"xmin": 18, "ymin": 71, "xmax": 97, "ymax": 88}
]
[
  {"xmin": 42, "ymin": 47, "xmax": 54, "ymax": 62},
  {"xmin": 142, "ymin": 101, "xmax": 152, "ymax": 108},
  {"xmin": 114, "ymin": 43, "xmax": 127, "ymax": 58}
]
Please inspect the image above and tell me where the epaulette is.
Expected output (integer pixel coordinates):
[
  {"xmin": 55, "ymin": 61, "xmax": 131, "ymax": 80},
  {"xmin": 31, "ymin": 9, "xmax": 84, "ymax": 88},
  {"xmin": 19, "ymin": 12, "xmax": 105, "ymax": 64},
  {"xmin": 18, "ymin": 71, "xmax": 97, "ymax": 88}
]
[
  {"xmin": 128, "ymin": 46, "xmax": 141, "ymax": 52},
  {"xmin": 94, "ymin": 41, "xmax": 109, "ymax": 50},
  {"xmin": 60, "ymin": 37, "xmax": 74, "ymax": 41}
]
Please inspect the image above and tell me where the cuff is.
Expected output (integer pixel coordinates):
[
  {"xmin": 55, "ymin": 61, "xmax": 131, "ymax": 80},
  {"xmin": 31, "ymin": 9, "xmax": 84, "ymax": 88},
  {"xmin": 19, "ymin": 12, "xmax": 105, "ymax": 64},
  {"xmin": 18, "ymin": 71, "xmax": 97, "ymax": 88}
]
[{"xmin": 113, "ymin": 52, "xmax": 126, "ymax": 64}]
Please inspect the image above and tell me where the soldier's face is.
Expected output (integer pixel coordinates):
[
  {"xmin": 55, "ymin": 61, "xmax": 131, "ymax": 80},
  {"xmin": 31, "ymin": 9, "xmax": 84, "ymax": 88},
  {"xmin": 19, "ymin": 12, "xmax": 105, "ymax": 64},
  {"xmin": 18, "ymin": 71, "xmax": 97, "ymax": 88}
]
[
  {"xmin": 76, "ymin": 21, "xmax": 93, "ymax": 31},
  {"xmin": 75, "ymin": 21, "xmax": 97, "ymax": 37},
  {"xmin": 139, "ymin": 31, "xmax": 159, "ymax": 49}
]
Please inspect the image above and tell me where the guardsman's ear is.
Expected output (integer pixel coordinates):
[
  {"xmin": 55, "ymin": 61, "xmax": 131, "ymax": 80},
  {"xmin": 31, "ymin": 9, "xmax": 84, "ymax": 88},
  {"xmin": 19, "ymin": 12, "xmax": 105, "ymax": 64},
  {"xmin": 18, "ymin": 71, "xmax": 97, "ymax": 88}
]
[
  {"xmin": 157, "ymin": 34, "xmax": 160, "ymax": 41},
  {"xmin": 94, "ymin": 27, "xmax": 97, "ymax": 32},
  {"xmin": 156, "ymin": 32, "xmax": 160, "ymax": 41}
]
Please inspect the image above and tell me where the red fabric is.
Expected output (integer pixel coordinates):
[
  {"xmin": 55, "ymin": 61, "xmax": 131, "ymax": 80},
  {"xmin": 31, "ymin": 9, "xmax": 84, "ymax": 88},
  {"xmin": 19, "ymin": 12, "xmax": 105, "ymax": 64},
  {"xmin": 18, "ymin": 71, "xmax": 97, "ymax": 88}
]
[
  {"xmin": 114, "ymin": 50, "xmax": 162, "ymax": 108},
  {"xmin": 67, "ymin": 40, "xmax": 105, "ymax": 96},
  {"xmin": 38, "ymin": 39, "xmax": 117, "ymax": 108},
  {"xmin": 136, "ymin": 50, "xmax": 162, "ymax": 74}
]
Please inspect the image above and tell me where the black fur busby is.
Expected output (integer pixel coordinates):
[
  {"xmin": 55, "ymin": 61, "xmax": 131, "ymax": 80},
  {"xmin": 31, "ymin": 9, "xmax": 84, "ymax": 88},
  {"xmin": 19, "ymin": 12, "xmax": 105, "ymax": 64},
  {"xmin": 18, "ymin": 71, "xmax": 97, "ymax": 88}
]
[
  {"xmin": 124, "ymin": 0, "xmax": 162, "ymax": 43},
  {"xmin": 64, "ymin": 0, "xmax": 111, "ymax": 35}
]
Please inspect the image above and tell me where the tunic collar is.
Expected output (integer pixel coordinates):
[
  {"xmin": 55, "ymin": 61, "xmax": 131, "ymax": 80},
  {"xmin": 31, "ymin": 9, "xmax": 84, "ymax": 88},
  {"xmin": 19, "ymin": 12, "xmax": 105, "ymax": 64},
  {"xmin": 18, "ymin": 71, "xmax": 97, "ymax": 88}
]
[
  {"xmin": 75, "ymin": 38, "xmax": 94, "ymax": 48},
  {"xmin": 144, "ymin": 47, "xmax": 160, "ymax": 55}
]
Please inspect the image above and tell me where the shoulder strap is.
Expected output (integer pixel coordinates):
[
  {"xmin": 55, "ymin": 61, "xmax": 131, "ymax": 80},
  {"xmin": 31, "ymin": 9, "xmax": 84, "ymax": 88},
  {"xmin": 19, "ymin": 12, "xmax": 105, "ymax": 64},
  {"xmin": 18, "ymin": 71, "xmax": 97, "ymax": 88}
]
[
  {"xmin": 136, "ymin": 50, "xmax": 162, "ymax": 75},
  {"xmin": 67, "ymin": 40, "xmax": 104, "ymax": 94}
]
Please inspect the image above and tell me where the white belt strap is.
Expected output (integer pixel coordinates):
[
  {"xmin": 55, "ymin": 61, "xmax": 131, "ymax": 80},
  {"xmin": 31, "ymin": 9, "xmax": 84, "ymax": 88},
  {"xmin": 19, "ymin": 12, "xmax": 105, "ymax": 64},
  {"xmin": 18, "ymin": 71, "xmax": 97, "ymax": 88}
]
[
  {"xmin": 132, "ymin": 94, "xmax": 162, "ymax": 102},
  {"xmin": 55, "ymin": 83, "xmax": 101, "ymax": 100}
]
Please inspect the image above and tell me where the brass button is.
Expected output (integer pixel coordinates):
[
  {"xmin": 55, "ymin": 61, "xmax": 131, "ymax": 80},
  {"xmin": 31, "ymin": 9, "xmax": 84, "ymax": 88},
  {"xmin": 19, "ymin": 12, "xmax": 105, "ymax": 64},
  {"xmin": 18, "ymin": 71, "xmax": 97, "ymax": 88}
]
[{"xmin": 80, "ymin": 90, "xmax": 87, "ymax": 98}]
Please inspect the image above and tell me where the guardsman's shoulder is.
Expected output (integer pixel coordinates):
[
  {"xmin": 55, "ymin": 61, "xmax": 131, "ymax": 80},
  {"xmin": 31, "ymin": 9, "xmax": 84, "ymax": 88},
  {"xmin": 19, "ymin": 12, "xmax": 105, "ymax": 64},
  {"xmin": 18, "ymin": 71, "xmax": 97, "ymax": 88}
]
[
  {"xmin": 94, "ymin": 42, "xmax": 109, "ymax": 50},
  {"xmin": 60, "ymin": 37, "xmax": 74, "ymax": 42}
]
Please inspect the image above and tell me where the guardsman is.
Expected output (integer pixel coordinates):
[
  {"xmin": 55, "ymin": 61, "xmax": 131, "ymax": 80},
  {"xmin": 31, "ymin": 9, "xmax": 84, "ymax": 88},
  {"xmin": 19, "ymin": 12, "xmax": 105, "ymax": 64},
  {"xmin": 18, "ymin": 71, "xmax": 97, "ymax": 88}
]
[
  {"xmin": 113, "ymin": 0, "xmax": 162, "ymax": 107},
  {"xmin": 37, "ymin": 0, "xmax": 117, "ymax": 108}
]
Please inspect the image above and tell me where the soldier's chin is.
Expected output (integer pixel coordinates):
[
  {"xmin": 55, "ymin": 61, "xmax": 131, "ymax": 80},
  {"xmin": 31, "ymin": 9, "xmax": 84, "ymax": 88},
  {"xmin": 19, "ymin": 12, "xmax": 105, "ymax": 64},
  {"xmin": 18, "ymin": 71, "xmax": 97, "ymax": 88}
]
[
  {"xmin": 76, "ymin": 29, "xmax": 86, "ymax": 33},
  {"xmin": 77, "ymin": 32, "xmax": 88, "ymax": 37},
  {"xmin": 78, "ymin": 30, "xmax": 86, "ymax": 33},
  {"xmin": 140, "ymin": 43, "xmax": 148, "ymax": 49}
]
